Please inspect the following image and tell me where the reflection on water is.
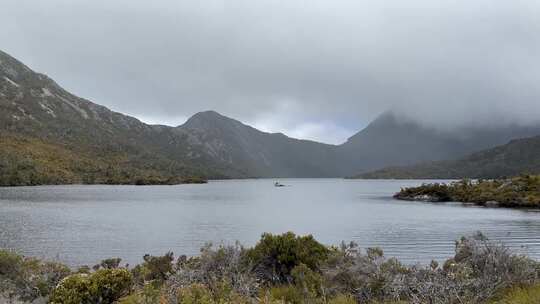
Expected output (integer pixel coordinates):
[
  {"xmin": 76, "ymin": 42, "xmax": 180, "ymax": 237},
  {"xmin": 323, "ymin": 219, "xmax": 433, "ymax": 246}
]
[{"xmin": 1, "ymin": 179, "xmax": 540, "ymax": 266}]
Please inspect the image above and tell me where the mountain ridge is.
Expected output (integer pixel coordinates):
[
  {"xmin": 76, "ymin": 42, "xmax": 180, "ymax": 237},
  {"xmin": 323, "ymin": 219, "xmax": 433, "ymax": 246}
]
[
  {"xmin": 2, "ymin": 49, "xmax": 540, "ymax": 184},
  {"xmin": 337, "ymin": 112, "xmax": 540, "ymax": 175},
  {"xmin": 352, "ymin": 135, "xmax": 540, "ymax": 179}
]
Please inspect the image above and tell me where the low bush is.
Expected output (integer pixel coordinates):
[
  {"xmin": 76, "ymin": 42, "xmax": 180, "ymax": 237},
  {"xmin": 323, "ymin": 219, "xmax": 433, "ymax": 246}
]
[
  {"xmin": 94, "ymin": 257, "xmax": 122, "ymax": 270},
  {"xmin": 118, "ymin": 283, "xmax": 163, "ymax": 304},
  {"xmin": 174, "ymin": 283, "xmax": 250, "ymax": 304},
  {"xmin": 0, "ymin": 250, "xmax": 70, "ymax": 302},
  {"xmin": 49, "ymin": 268, "xmax": 133, "ymax": 304},
  {"xmin": 2, "ymin": 232, "xmax": 540, "ymax": 303},
  {"xmin": 247, "ymin": 232, "xmax": 330, "ymax": 284},
  {"xmin": 132, "ymin": 252, "xmax": 174, "ymax": 285},
  {"xmin": 492, "ymin": 284, "xmax": 540, "ymax": 304}
]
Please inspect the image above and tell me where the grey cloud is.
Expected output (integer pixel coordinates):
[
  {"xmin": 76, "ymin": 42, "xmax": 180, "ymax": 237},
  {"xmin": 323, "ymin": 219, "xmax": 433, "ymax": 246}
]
[{"xmin": 1, "ymin": 0, "xmax": 540, "ymax": 144}]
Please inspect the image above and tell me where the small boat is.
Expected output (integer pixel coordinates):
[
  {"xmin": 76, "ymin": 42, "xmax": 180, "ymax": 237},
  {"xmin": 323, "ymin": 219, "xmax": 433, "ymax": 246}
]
[{"xmin": 274, "ymin": 182, "xmax": 285, "ymax": 187}]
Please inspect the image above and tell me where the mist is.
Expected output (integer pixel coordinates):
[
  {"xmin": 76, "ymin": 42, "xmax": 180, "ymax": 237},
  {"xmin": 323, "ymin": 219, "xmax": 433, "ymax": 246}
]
[{"xmin": 2, "ymin": 0, "xmax": 540, "ymax": 144}]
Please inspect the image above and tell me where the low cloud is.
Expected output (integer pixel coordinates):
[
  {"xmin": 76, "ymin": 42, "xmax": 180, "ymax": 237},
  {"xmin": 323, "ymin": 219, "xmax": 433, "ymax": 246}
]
[{"xmin": 2, "ymin": 0, "xmax": 540, "ymax": 143}]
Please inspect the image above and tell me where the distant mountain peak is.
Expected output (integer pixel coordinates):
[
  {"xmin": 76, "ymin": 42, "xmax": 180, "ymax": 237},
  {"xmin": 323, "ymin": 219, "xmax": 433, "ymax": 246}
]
[
  {"xmin": 191, "ymin": 110, "xmax": 222, "ymax": 118},
  {"xmin": 181, "ymin": 110, "xmax": 245, "ymax": 131}
]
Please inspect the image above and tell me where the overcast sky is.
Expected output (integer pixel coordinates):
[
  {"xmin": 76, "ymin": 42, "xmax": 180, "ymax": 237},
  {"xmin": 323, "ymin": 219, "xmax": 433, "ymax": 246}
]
[{"xmin": 2, "ymin": 0, "xmax": 540, "ymax": 144}]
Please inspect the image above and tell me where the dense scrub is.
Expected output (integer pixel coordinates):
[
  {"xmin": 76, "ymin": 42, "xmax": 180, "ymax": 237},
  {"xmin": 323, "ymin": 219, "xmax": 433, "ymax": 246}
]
[
  {"xmin": 0, "ymin": 250, "xmax": 70, "ymax": 302},
  {"xmin": 394, "ymin": 175, "xmax": 540, "ymax": 208},
  {"xmin": 0, "ymin": 133, "xmax": 208, "ymax": 186},
  {"xmin": 1, "ymin": 232, "xmax": 540, "ymax": 303}
]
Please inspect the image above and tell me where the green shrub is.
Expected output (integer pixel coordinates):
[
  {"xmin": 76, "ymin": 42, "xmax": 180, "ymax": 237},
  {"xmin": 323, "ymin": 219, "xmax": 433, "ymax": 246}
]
[
  {"xmin": 395, "ymin": 175, "xmax": 540, "ymax": 207},
  {"xmin": 143, "ymin": 252, "xmax": 174, "ymax": 282},
  {"xmin": 50, "ymin": 268, "xmax": 133, "ymax": 304},
  {"xmin": 94, "ymin": 257, "xmax": 122, "ymax": 270},
  {"xmin": 117, "ymin": 283, "xmax": 162, "ymax": 304},
  {"xmin": 291, "ymin": 263, "xmax": 323, "ymax": 298},
  {"xmin": 0, "ymin": 250, "xmax": 70, "ymax": 301},
  {"xmin": 266, "ymin": 285, "xmax": 304, "ymax": 304},
  {"xmin": 77, "ymin": 265, "xmax": 91, "ymax": 274},
  {"xmin": 132, "ymin": 252, "xmax": 174, "ymax": 285},
  {"xmin": 36, "ymin": 261, "xmax": 71, "ymax": 296},
  {"xmin": 492, "ymin": 284, "xmax": 540, "ymax": 303},
  {"xmin": 177, "ymin": 284, "xmax": 215, "ymax": 304},
  {"xmin": 327, "ymin": 294, "xmax": 356, "ymax": 304},
  {"xmin": 49, "ymin": 274, "xmax": 94, "ymax": 304},
  {"xmin": 247, "ymin": 232, "xmax": 330, "ymax": 283},
  {"xmin": 0, "ymin": 250, "xmax": 23, "ymax": 278}
]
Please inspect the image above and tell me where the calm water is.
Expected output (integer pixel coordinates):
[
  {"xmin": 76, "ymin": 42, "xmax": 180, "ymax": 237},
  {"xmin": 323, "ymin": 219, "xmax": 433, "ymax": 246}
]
[{"xmin": 1, "ymin": 179, "xmax": 540, "ymax": 267}]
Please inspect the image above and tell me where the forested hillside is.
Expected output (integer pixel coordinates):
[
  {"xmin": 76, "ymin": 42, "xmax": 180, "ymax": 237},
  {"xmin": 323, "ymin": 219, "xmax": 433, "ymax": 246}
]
[{"xmin": 354, "ymin": 135, "xmax": 540, "ymax": 179}]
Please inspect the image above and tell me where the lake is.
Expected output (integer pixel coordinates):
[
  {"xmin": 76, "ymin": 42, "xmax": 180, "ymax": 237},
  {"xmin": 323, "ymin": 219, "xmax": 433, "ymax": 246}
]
[{"xmin": 1, "ymin": 179, "xmax": 540, "ymax": 267}]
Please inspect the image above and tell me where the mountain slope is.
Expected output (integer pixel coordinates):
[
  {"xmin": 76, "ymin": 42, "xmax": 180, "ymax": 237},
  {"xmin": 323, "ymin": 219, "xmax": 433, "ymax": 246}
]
[
  {"xmin": 0, "ymin": 50, "xmax": 338, "ymax": 183},
  {"xmin": 2, "ymin": 49, "xmax": 540, "ymax": 183},
  {"xmin": 353, "ymin": 135, "xmax": 540, "ymax": 179},
  {"xmin": 336, "ymin": 112, "xmax": 540, "ymax": 176},
  {"xmin": 0, "ymin": 50, "xmax": 232, "ymax": 184},
  {"xmin": 176, "ymin": 111, "xmax": 339, "ymax": 177}
]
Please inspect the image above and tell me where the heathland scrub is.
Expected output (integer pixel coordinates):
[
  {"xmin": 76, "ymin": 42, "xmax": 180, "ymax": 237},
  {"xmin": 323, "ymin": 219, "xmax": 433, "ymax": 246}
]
[
  {"xmin": 1, "ymin": 232, "xmax": 540, "ymax": 304},
  {"xmin": 394, "ymin": 174, "xmax": 540, "ymax": 208}
]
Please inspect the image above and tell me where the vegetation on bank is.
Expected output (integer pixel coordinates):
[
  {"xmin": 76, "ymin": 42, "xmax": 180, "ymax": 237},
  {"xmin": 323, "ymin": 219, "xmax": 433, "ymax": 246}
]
[
  {"xmin": 0, "ymin": 134, "xmax": 208, "ymax": 186},
  {"xmin": 2, "ymin": 232, "xmax": 540, "ymax": 304},
  {"xmin": 351, "ymin": 135, "xmax": 540, "ymax": 180},
  {"xmin": 394, "ymin": 174, "xmax": 540, "ymax": 208}
]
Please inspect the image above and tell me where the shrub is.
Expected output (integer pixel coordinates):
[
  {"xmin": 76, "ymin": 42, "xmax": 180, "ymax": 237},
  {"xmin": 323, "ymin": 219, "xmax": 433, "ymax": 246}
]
[
  {"xmin": 177, "ymin": 284, "xmax": 215, "ymax": 304},
  {"xmin": 133, "ymin": 252, "xmax": 174, "ymax": 285},
  {"xmin": 327, "ymin": 294, "xmax": 356, "ymax": 304},
  {"xmin": 0, "ymin": 250, "xmax": 23, "ymax": 278},
  {"xmin": 164, "ymin": 242, "xmax": 257, "ymax": 302},
  {"xmin": 36, "ymin": 260, "xmax": 72, "ymax": 296},
  {"xmin": 4, "ymin": 232, "xmax": 540, "ymax": 304},
  {"xmin": 49, "ymin": 274, "xmax": 94, "ymax": 304},
  {"xmin": 322, "ymin": 232, "xmax": 540, "ymax": 304},
  {"xmin": 493, "ymin": 284, "xmax": 540, "ymax": 304},
  {"xmin": 143, "ymin": 252, "xmax": 174, "ymax": 282},
  {"xmin": 77, "ymin": 265, "xmax": 91, "ymax": 274},
  {"xmin": 247, "ymin": 232, "xmax": 330, "ymax": 283},
  {"xmin": 94, "ymin": 257, "xmax": 122, "ymax": 270},
  {"xmin": 394, "ymin": 175, "xmax": 540, "ymax": 207},
  {"xmin": 50, "ymin": 268, "xmax": 133, "ymax": 304},
  {"xmin": 291, "ymin": 263, "xmax": 323, "ymax": 299},
  {"xmin": 266, "ymin": 285, "xmax": 304, "ymax": 304},
  {"xmin": 118, "ymin": 283, "xmax": 162, "ymax": 304},
  {"xmin": 0, "ymin": 250, "xmax": 71, "ymax": 301}
]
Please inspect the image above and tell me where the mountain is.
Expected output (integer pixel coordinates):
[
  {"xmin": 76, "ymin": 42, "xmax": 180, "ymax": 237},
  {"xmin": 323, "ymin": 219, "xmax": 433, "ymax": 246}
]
[
  {"xmin": 336, "ymin": 112, "xmax": 540, "ymax": 176},
  {"xmin": 0, "ymin": 50, "xmax": 231, "ymax": 185},
  {"xmin": 0, "ymin": 50, "xmax": 338, "ymax": 184},
  {"xmin": 353, "ymin": 135, "xmax": 540, "ymax": 179},
  {"xmin": 176, "ymin": 111, "xmax": 338, "ymax": 177},
  {"xmin": 2, "ymin": 49, "xmax": 540, "ymax": 185}
]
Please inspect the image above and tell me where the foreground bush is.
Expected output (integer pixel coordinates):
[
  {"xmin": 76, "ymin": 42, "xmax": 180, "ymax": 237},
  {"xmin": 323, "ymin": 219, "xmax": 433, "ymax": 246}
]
[
  {"xmin": 492, "ymin": 284, "xmax": 540, "ymax": 304},
  {"xmin": 247, "ymin": 232, "xmax": 330, "ymax": 283},
  {"xmin": 0, "ymin": 250, "xmax": 70, "ymax": 302},
  {"xmin": 132, "ymin": 252, "xmax": 175, "ymax": 285},
  {"xmin": 2, "ymin": 232, "xmax": 540, "ymax": 303},
  {"xmin": 49, "ymin": 268, "xmax": 133, "ymax": 304}
]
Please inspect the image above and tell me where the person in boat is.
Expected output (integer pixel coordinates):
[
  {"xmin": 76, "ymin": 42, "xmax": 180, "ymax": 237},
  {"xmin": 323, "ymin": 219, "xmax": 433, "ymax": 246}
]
[{"xmin": 274, "ymin": 181, "xmax": 285, "ymax": 187}]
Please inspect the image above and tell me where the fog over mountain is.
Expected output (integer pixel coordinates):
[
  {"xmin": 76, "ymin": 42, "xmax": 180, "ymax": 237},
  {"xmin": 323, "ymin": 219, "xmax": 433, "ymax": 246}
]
[
  {"xmin": 2, "ymin": 48, "xmax": 540, "ymax": 183},
  {"xmin": 2, "ymin": 0, "xmax": 540, "ymax": 144}
]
